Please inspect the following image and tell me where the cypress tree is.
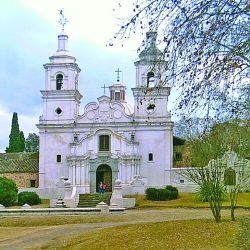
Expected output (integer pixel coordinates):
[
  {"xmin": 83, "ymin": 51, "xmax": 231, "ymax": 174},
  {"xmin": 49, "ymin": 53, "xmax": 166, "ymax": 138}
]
[
  {"xmin": 6, "ymin": 112, "xmax": 24, "ymax": 153},
  {"xmin": 19, "ymin": 131, "xmax": 25, "ymax": 152}
]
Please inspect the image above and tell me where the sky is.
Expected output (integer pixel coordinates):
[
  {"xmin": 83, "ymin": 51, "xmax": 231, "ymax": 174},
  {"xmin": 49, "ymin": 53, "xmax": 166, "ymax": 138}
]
[{"xmin": 0, "ymin": 0, "xmax": 176, "ymax": 153}]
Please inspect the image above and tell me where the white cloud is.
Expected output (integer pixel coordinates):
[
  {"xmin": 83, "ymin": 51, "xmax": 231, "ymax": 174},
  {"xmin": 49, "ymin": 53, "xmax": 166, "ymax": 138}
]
[{"xmin": 21, "ymin": 0, "xmax": 141, "ymax": 51}]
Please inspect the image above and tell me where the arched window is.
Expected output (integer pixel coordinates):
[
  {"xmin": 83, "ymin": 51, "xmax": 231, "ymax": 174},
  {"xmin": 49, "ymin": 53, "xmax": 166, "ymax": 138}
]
[
  {"xmin": 56, "ymin": 74, "xmax": 63, "ymax": 90},
  {"xmin": 147, "ymin": 72, "xmax": 155, "ymax": 87}
]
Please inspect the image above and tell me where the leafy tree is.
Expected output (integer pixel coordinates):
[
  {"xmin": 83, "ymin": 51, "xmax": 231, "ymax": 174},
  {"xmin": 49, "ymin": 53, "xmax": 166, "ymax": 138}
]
[
  {"xmin": 0, "ymin": 177, "xmax": 18, "ymax": 207},
  {"xmin": 6, "ymin": 112, "xmax": 25, "ymax": 153},
  {"xmin": 188, "ymin": 120, "xmax": 249, "ymax": 167},
  {"xmin": 25, "ymin": 133, "xmax": 39, "ymax": 152},
  {"xmin": 113, "ymin": 0, "xmax": 250, "ymax": 120}
]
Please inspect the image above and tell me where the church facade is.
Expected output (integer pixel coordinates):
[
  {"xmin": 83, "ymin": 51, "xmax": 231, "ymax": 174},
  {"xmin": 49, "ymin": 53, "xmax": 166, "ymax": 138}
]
[{"xmin": 37, "ymin": 29, "xmax": 174, "ymax": 195}]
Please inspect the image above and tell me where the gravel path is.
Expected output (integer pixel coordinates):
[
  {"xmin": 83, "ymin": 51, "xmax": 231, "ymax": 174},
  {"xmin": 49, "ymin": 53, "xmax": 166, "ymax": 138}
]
[{"xmin": 0, "ymin": 208, "xmax": 249, "ymax": 250}]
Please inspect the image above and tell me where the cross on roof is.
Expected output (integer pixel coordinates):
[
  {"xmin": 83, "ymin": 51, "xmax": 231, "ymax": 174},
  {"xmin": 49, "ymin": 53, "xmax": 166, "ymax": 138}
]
[
  {"xmin": 115, "ymin": 68, "xmax": 122, "ymax": 82},
  {"xmin": 101, "ymin": 84, "xmax": 109, "ymax": 95},
  {"xmin": 58, "ymin": 9, "xmax": 68, "ymax": 32}
]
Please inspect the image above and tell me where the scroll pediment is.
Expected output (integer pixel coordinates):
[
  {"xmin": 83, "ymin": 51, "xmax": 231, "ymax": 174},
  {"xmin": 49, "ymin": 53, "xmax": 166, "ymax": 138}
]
[{"xmin": 78, "ymin": 95, "xmax": 133, "ymax": 123}]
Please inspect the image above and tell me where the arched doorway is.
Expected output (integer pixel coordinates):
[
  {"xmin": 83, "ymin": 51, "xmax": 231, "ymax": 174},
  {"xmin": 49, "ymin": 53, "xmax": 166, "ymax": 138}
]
[{"xmin": 96, "ymin": 164, "xmax": 112, "ymax": 192}]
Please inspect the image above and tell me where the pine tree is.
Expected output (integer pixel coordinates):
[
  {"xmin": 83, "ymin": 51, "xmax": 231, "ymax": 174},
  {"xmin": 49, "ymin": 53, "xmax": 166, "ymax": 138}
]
[{"xmin": 6, "ymin": 112, "xmax": 25, "ymax": 153}]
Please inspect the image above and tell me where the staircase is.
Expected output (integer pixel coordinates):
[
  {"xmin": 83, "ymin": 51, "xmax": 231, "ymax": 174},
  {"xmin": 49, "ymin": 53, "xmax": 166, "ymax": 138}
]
[{"xmin": 77, "ymin": 193, "xmax": 112, "ymax": 208}]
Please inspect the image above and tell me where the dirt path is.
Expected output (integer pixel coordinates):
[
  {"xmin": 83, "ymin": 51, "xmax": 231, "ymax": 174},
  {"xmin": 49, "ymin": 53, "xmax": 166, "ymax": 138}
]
[{"xmin": 0, "ymin": 208, "xmax": 249, "ymax": 250}]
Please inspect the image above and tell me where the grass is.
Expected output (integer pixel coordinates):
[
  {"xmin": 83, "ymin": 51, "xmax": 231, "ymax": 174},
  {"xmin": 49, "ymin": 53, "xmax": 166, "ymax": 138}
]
[
  {"xmin": 128, "ymin": 192, "xmax": 250, "ymax": 209},
  {"xmin": 1, "ymin": 197, "xmax": 250, "ymax": 249},
  {"xmin": 8, "ymin": 199, "xmax": 50, "ymax": 209},
  {"xmin": 55, "ymin": 219, "xmax": 244, "ymax": 250},
  {"xmin": 0, "ymin": 214, "xmax": 127, "ymax": 227},
  {"xmin": 7, "ymin": 192, "xmax": 250, "ymax": 210},
  {"xmin": 237, "ymin": 216, "xmax": 250, "ymax": 249}
]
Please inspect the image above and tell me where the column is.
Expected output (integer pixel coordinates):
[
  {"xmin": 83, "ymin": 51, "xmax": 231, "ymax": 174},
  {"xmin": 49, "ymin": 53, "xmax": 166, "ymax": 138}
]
[
  {"xmin": 72, "ymin": 161, "xmax": 76, "ymax": 185},
  {"xmin": 118, "ymin": 161, "xmax": 122, "ymax": 180},
  {"xmin": 85, "ymin": 163, "xmax": 89, "ymax": 185}
]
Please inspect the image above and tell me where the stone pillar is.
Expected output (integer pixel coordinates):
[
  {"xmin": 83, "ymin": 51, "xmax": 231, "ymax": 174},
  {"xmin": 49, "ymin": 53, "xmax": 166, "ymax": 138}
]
[
  {"xmin": 110, "ymin": 179, "xmax": 124, "ymax": 208},
  {"xmin": 96, "ymin": 202, "xmax": 109, "ymax": 214}
]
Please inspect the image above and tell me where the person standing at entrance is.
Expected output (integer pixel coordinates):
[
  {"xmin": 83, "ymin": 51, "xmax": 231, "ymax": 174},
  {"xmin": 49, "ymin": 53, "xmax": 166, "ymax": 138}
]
[
  {"xmin": 99, "ymin": 182, "xmax": 103, "ymax": 193},
  {"xmin": 102, "ymin": 183, "xmax": 107, "ymax": 193}
]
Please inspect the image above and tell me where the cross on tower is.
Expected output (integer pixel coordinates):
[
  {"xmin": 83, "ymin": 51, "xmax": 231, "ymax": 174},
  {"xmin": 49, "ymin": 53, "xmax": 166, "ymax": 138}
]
[
  {"xmin": 101, "ymin": 84, "xmax": 109, "ymax": 95},
  {"xmin": 58, "ymin": 9, "xmax": 68, "ymax": 32},
  {"xmin": 115, "ymin": 68, "xmax": 122, "ymax": 82}
]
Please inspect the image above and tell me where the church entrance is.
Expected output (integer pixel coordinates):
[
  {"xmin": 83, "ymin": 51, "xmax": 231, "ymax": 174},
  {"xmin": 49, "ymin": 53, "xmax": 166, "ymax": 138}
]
[{"xmin": 96, "ymin": 164, "xmax": 112, "ymax": 192}]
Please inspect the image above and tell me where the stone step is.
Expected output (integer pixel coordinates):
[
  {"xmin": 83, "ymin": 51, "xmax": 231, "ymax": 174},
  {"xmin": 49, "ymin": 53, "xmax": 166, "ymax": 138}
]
[{"xmin": 77, "ymin": 193, "xmax": 112, "ymax": 208}]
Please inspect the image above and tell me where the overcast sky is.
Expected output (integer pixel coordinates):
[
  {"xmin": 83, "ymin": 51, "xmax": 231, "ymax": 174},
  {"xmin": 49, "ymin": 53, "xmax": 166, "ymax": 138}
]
[{"xmin": 0, "ymin": 0, "xmax": 176, "ymax": 152}]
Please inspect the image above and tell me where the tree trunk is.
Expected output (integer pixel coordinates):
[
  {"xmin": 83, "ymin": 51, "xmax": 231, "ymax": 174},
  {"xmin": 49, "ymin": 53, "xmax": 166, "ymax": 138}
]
[{"xmin": 231, "ymin": 204, "xmax": 235, "ymax": 221}]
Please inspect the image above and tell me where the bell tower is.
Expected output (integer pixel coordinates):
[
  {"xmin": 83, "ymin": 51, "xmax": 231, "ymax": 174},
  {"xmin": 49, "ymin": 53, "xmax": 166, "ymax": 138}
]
[
  {"xmin": 132, "ymin": 31, "xmax": 171, "ymax": 122},
  {"xmin": 40, "ymin": 11, "xmax": 82, "ymax": 124}
]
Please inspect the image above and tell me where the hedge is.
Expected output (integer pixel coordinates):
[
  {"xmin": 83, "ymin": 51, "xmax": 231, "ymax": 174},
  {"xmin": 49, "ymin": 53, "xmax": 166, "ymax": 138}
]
[
  {"xmin": 18, "ymin": 191, "xmax": 41, "ymax": 206},
  {"xmin": 146, "ymin": 185, "xmax": 179, "ymax": 201}
]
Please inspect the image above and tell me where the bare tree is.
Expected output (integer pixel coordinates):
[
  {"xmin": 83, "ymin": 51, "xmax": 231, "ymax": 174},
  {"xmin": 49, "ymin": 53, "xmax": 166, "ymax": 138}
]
[{"xmin": 113, "ymin": 0, "xmax": 250, "ymax": 120}]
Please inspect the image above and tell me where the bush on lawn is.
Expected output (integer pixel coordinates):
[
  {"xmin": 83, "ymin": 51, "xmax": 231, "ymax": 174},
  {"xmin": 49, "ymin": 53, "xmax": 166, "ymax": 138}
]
[
  {"xmin": 146, "ymin": 185, "xmax": 179, "ymax": 201},
  {"xmin": 0, "ymin": 177, "xmax": 18, "ymax": 206},
  {"xmin": 196, "ymin": 183, "xmax": 211, "ymax": 202},
  {"xmin": 196, "ymin": 183, "xmax": 227, "ymax": 202},
  {"xmin": 18, "ymin": 191, "xmax": 41, "ymax": 206},
  {"xmin": 165, "ymin": 185, "xmax": 179, "ymax": 199}
]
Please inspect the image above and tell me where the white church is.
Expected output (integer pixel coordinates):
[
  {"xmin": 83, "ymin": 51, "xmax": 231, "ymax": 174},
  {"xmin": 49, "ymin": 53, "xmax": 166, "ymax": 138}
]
[{"xmin": 37, "ymin": 24, "xmax": 175, "ymax": 196}]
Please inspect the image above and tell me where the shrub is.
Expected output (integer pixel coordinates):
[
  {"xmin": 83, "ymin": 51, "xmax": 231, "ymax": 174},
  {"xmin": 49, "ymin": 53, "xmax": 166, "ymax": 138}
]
[
  {"xmin": 158, "ymin": 189, "xmax": 170, "ymax": 200},
  {"xmin": 146, "ymin": 187, "xmax": 159, "ymax": 200},
  {"xmin": 196, "ymin": 183, "xmax": 211, "ymax": 202},
  {"xmin": 165, "ymin": 185, "xmax": 179, "ymax": 199},
  {"xmin": 0, "ymin": 177, "xmax": 18, "ymax": 207},
  {"xmin": 146, "ymin": 186, "xmax": 179, "ymax": 201},
  {"xmin": 18, "ymin": 191, "xmax": 41, "ymax": 206},
  {"xmin": 196, "ymin": 183, "xmax": 227, "ymax": 202}
]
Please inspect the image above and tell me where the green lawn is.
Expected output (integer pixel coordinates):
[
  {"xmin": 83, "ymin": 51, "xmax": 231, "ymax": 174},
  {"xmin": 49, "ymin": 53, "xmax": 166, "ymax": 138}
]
[{"xmin": 130, "ymin": 192, "xmax": 250, "ymax": 209}]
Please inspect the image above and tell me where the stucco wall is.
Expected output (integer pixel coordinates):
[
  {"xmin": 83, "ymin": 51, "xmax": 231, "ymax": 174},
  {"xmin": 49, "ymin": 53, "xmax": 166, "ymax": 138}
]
[{"xmin": 0, "ymin": 173, "xmax": 39, "ymax": 188}]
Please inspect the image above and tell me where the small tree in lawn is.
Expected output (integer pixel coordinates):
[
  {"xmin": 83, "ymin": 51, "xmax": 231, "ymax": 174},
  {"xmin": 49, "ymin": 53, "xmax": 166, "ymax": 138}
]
[
  {"xmin": 223, "ymin": 152, "xmax": 250, "ymax": 221},
  {"xmin": 182, "ymin": 120, "xmax": 249, "ymax": 222},
  {"xmin": 211, "ymin": 121, "xmax": 250, "ymax": 221},
  {"xmin": 185, "ymin": 160, "xmax": 226, "ymax": 223}
]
